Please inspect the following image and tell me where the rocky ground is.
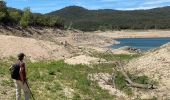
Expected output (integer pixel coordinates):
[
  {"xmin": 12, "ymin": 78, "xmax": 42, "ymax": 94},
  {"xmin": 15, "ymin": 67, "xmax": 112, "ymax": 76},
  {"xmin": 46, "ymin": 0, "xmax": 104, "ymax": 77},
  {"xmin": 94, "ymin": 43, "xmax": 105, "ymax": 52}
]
[
  {"xmin": 0, "ymin": 26, "xmax": 170, "ymax": 99},
  {"xmin": 126, "ymin": 43, "xmax": 170, "ymax": 99},
  {"xmin": 0, "ymin": 26, "xmax": 119, "ymax": 61}
]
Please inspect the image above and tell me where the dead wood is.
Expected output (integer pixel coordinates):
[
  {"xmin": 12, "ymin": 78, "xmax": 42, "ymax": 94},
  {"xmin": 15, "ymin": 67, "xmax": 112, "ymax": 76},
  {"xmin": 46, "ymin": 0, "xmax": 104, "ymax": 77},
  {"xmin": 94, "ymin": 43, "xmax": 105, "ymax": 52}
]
[{"xmin": 115, "ymin": 62, "xmax": 157, "ymax": 89}]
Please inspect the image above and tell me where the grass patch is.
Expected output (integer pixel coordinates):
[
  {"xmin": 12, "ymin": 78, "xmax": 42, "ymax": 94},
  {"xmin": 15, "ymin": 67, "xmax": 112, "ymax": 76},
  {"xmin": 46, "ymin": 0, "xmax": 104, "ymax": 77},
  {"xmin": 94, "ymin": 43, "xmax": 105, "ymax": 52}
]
[
  {"xmin": 0, "ymin": 79, "xmax": 14, "ymax": 87},
  {"xmin": 26, "ymin": 60, "xmax": 116, "ymax": 99},
  {"xmin": 128, "ymin": 72, "xmax": 158, "ymax": 86},
  {"xmin": 114, "ymin": 71, "xmax": 156, "ymax": 96},
  {"xmin": 114, "ymin": 71, "xmax": 133, "ymax": 96},
  {"xmin": 0, "ymin": 54, "xmax": 155, "ymax": 99},
  {"xmin": 0, "ymin": 60, "xmax": 10, "ymax": 76},
  {"xmin": 0, "ymin": 59, "xmax": 115, "ymax": 99},
  {"xmin": 45, "ymin": 81, "xmax": 63, "ymax": 92},
  {"xmin": 91, "ymin": 52, "xmax": 141, "ymax": 61}
]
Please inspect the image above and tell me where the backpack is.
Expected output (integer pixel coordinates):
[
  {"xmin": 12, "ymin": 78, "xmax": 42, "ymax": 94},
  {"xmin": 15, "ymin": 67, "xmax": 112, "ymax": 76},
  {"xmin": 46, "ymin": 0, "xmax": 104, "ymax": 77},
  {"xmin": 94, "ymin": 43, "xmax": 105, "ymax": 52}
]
[{"xmin": 9, "ymin": 63, "xmax": 20, "ymax": 80}]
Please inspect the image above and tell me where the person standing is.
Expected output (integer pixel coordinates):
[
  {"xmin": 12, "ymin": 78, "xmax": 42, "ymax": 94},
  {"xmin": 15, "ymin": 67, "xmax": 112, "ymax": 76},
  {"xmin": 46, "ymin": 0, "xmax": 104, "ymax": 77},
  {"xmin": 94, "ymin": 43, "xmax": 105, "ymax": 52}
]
[{"xmin": 10, "ymin": 53, "xmax": 30, "ymax": 100}]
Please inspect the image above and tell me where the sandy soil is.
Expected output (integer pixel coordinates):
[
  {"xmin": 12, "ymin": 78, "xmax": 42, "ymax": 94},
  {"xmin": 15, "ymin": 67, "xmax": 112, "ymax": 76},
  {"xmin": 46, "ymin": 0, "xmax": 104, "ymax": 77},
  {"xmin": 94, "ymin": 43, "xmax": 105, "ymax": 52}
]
[
  {"xmin": 126, "ymin": 42, "xmax": 170, "ymax": 99},
  {"xmin": 87, "ymin": 43, "xmax": 170, "ymax": 99},
  {"xmin": 95, "ymin": 30, "xmax": 170, "ymax": 38},
  {"xmin": 64, "ymin": 55, "xmax": 106, "ymax": 65},
  {"xmin": 88, "ymin": 73, "xmax": 129, "ymax": 99},
  {"xmin": 0, "ymin": 35, "xmax": 71, "ymax": 60},
  {"xmin": 0, "ymin": 27, "xmax": 129, "ymax": 61}
]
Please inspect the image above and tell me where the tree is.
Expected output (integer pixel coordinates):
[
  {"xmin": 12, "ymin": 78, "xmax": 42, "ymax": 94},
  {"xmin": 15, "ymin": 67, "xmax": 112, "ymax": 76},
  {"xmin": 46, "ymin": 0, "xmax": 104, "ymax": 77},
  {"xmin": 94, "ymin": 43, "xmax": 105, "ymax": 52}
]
[
  {"xmin": 0, "ymin": 1, "xmax": 8, "ymax": 23},
  {"xmin": 8, "ymin": 10, "xmax": 21, "ymax": 25},
  {"xmin": 0, "ymin": 11, "xmax": 6, "ymax": 21},
  {"xmin": 20, "ymin": 8, "xmax": 31, "ymax": 28},
  {"xmin": 46, "ymin": 16, "xmax": 64, "ymax": 27}
]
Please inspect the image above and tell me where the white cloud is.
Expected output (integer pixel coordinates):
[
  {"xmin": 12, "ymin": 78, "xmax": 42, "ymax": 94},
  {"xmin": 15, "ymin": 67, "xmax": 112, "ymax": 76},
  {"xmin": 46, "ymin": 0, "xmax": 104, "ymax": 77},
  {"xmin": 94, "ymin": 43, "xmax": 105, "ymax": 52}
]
[
  {"xmin": 128, "ymin": 0, "xmax": 170, "ymax": 10},
  {"xmin": 144, "ymin": 0, "xmax": 170, "ymax": 5},
  {"xmin": 120, "ymin": 6, "xmax": 161, "ymax": 10}
]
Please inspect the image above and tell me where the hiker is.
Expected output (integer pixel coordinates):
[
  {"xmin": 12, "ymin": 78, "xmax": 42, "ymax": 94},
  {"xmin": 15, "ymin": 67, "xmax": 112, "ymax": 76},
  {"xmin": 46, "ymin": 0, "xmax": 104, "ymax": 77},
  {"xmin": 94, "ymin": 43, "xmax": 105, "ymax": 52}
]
[{"xmin": 10, "ymin": 53, "xmax": 30, "ymax": 100}]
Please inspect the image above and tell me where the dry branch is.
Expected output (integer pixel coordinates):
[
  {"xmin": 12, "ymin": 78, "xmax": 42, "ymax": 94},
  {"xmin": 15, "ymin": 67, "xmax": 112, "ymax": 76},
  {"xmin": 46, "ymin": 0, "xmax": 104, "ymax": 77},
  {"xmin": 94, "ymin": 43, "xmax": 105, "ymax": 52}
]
[{"xmin": 115, "ymin": 62, "xmax": 157, "ymax": 89}]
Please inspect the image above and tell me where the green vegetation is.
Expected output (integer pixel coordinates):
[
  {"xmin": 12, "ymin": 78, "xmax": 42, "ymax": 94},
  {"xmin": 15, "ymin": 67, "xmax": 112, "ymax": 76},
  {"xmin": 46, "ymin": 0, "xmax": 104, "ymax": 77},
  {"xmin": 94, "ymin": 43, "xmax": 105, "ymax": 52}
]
[
  {"xmin": 20, "ymin": 8, "xmax": 31, "ymax": 28},
  {"xmin": 0, "ymin": 53, "xmax": 157, "ymax": 99},
  {"xmin": 8, "ymin": 9, "xmax": 21, "ymax": 25},
  {"xmin": 0, "ymin": 1, "xmax": 8, "ymax": 23},
  {"xmin": 114, "ymin": 71, "xmax": 133, "ymax": 96},
  {"xmin": 128, "ymin": 72, "xmax": 158, "ymax": 86},
  {"xmin": 91, "ymin": 52, "xmax": 141, "ymax": 61},
  {"xmin": 114, "ymin": 71, "xmax": 155, "ymax": 96},
  {"xmin": 49, "ymin": 6, "xmax": 170, "ymax": 31},
  {"xmin": 31, "ymin": 13, "xmax": 64, "ymax": 27},
  {"xmin": 0, "ymin": 79, "xmax": 13, "ymax": 87},
  {"xmin": 26, "ymin": 60, "xmax": 115, "ymax": 99},
  {"xmin": 0, "ymin": 1, "xmax": 64, "ymax": 28},
  {"xmin": 0, "ymin": 59, "xmax": 115, "ymax": 99},
  {"xmin": 2, "ymin": 1, "xmax": 170, "ymax": 31}
]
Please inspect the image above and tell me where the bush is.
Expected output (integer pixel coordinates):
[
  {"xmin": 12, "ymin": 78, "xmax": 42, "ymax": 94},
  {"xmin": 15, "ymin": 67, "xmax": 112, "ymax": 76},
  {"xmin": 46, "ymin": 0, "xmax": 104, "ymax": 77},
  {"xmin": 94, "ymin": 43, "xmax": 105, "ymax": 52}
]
[
  {"xmin": 8, "ymin": 10, "xmax": 21, "ymax": 25},
  {"xmin": 0, "ymin": 11, "xmax": 6, "ymax": 21},
  {"xmin": 20, "ymin": 8, "xmax": 31, "ymax": 28},
  {"xmin": 0, "ymin": 1, "xmax": 7, "ymax": 23},
  {"xmin": 127, "ymin": 72, "xmax": 150, "ymax": 84},
  {"xmin": 114, "ymin": 71, "xmax": 133, "ymax": 95}
]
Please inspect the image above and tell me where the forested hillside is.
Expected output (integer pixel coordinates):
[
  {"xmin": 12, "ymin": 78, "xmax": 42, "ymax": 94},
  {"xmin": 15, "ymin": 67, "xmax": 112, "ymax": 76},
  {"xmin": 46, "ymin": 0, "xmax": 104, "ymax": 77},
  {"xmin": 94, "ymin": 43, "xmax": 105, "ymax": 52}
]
[
  {"xmin": 1, "ymin": 0, "xmax": 170, "ymax": 31},
  {"xmin": 0, "ymin": 1, "xmax": 64, "ymax": 28},
  {"xmin": 48, "ymin": 6, "xmax": 170, "ymax": 31}
]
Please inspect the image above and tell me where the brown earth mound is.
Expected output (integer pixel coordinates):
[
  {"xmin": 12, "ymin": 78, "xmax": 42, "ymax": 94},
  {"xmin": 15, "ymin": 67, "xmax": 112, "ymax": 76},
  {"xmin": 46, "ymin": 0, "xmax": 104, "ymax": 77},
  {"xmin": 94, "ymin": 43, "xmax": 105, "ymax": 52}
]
[{"xmin": 126, "ymin": 42, "xmax": 170, "ymax": 99}]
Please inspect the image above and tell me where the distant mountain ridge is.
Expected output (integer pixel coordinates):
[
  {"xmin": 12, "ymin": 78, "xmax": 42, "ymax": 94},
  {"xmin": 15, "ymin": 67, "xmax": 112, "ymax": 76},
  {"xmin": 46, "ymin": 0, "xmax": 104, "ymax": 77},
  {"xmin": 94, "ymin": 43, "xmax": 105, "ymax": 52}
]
[{"xmin": 48, "ymin": 6, "xmax": 170, "ymax": 31}]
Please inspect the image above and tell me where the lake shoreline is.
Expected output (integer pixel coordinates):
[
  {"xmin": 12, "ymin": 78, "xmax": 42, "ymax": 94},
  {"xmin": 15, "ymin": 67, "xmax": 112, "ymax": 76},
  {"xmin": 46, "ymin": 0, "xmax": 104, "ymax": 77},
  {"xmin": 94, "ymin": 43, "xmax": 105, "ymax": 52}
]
[
  {"xmin": 95, "ymin": 30, "xmax": 170, "ymax": 39},
  {"xmin": 110, "ymin": 37, "xmax": 170, "ymax": 50},
  {"xmin": 91, "ymin": 30, "xmax": 170, "ymax": 51}
]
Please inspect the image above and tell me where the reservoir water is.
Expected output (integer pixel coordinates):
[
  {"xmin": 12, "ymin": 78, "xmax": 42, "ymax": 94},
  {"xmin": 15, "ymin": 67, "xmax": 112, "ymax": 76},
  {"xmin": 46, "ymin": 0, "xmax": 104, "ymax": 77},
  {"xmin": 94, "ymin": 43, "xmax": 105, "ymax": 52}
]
[{"xmin": 110, "ymin": 37, "xmax": 170, "ymax": 50}]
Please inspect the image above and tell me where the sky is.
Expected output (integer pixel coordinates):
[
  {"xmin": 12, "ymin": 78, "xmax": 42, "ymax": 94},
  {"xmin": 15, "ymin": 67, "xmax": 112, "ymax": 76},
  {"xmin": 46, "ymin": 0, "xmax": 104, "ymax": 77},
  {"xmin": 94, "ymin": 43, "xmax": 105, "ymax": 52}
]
[{"xmin": 4, "ymin": 0, "xmax": 170, "ymax": 14}]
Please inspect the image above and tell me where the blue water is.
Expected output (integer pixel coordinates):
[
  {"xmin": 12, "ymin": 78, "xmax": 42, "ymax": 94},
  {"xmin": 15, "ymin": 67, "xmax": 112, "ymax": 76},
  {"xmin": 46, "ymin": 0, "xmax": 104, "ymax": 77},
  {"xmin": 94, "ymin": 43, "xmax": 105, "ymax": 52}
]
[{"xmin": 110, "ymin": 37, "xmax": 170, "ymax": 50}]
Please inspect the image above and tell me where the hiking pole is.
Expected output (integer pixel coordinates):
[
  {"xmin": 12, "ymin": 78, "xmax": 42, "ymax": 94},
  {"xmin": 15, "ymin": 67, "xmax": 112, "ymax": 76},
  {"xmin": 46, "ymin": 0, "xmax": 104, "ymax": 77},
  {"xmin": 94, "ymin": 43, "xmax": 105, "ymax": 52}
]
[{"xmin": 25, "ymin": 81, "xmax": 35, "ymax": 100}]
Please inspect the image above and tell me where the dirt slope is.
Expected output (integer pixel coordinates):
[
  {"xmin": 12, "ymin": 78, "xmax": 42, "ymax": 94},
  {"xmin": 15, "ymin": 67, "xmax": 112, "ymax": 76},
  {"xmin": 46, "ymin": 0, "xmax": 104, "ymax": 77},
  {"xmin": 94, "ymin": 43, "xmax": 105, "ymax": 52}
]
[
  {"xmin": 126, "ymin": 42, "xmax": 170, "ymax": 99},
  {"xmin": 0, "ymin": 35, "xmax": 70, "ymax": 60}
]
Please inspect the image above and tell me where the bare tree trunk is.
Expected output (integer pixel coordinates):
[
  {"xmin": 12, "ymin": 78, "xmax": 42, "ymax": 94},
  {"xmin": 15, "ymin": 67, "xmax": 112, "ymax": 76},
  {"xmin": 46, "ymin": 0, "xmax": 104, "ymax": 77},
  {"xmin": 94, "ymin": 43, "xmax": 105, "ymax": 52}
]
[{"xmin": 115, "ymin": 62, "xmax": 157, "ymax": 89}]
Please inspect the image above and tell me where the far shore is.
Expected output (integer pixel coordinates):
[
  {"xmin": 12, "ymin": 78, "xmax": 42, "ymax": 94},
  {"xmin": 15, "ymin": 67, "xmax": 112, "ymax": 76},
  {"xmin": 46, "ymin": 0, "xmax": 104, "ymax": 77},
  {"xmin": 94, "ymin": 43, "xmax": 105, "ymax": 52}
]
[{"xmin": 93, "ymin": 30, "xmax": 170, "ymax": 39}]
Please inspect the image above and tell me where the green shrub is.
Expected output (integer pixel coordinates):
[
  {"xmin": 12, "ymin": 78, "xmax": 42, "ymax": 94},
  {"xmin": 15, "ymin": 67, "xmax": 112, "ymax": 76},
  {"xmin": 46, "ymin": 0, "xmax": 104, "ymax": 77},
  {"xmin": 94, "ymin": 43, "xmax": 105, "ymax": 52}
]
[
  {"xmin": 114, "ymin": 71, "xmax": 133, "ymax": 95},
  {"xmin": 20, "ymin": 8, "xmax": 31, "ymax": 28},
  {"xmin": 128, "ymin": 72, "xmax": 150, "ymax": 84},
  {"xmin": 114, "ymin": 71, "xmax": 157, "ymax": 96},
  {"xmin": 91, "ymin": 52, "xmax": 141, "ymax": 61},
  {"xmin": 8, "ymin": 10, "xmax": 21, "ymax": 24},
  {"xmin": 0, "ymin": 1, "xmax": 7, "ymax": 22}
]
